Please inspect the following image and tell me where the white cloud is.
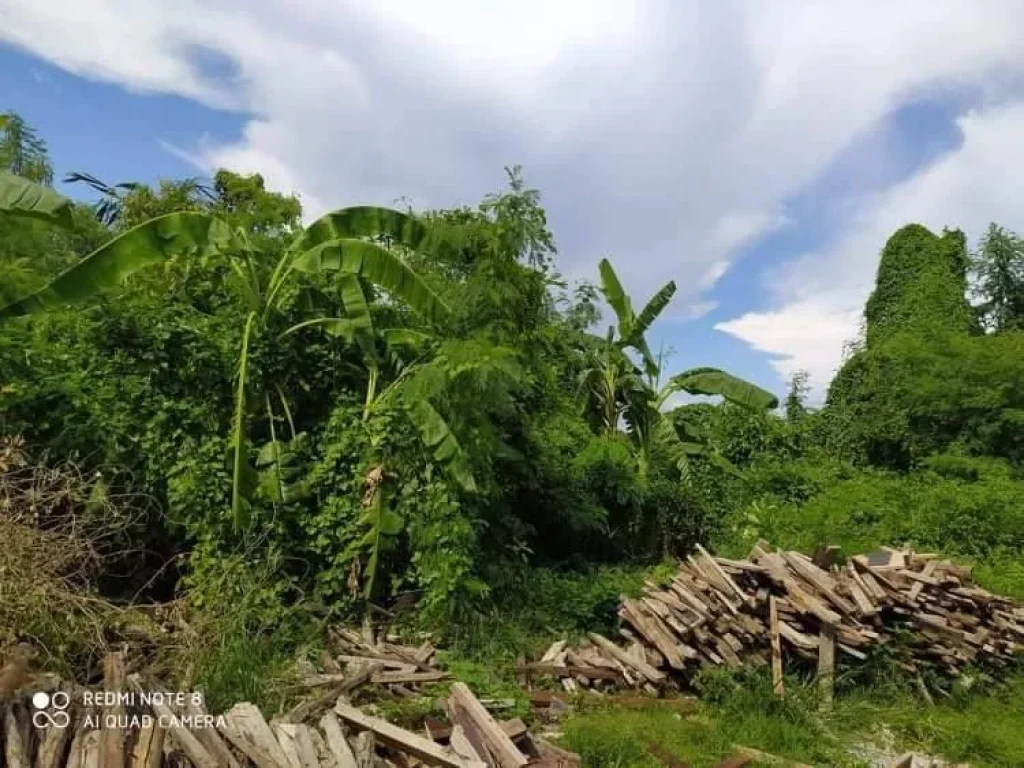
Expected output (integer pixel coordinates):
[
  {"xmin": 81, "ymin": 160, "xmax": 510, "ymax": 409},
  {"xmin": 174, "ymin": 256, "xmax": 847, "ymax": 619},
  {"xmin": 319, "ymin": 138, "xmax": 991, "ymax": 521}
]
[
  {"xmin": 717, "ymin": 102, "xmax": 1024, "ymax": 400},
  {"xmin": 3, "ymin": 0, "xmax": 1024, "ymax": 333}
]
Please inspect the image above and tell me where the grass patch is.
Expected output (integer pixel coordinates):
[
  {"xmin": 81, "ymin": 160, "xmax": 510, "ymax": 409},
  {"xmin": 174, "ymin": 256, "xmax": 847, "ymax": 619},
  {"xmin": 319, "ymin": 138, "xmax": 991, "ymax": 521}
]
[{"xmin": 559, "ymin": 670, "xmax": 1024, "ymax": 767}]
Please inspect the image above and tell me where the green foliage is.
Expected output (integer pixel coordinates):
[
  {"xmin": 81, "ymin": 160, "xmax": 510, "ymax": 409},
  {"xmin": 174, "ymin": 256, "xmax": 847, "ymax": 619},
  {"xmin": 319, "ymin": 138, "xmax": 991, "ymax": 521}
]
[
  {"xmin": 972, "ymin": 223, "xmax": 1024, "ymax": 333},
  {"xmin": 725, "ymin": 456, "xmax": 1024, "ymax": 562},
  {"xmin": 863, "ymin": 223, "xmax": 975, "ymax": 346},
  {"xmin": 0, "ymin": 212, "xmax": 230, "ymax": 318},
  {"xmin": 826, "ymin": 330, "xmax": 1024, "ymax": 466},
  {"xmin": 0, "ymin": 112, "xmax": 53, "ymax": 184},
  {"xmin": 5, "ymin": 113, "xmax": 1024, "ymax": 765}
]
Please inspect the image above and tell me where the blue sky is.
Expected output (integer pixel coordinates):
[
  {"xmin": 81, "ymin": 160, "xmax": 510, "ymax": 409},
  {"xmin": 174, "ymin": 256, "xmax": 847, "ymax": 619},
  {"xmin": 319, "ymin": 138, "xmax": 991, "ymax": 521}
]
[{"xmin": 3, "ymin": 1, "xmax": 1024, "ymax": 402}]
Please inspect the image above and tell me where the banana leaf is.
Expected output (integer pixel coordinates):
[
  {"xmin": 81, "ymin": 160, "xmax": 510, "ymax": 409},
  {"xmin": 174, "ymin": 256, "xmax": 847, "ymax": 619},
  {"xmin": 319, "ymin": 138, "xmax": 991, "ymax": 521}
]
[
  {"xmin": 0, "ymin": 212, "xmax": 229, "ymax": 318},
  {"xmin": 292, "ymin": 238, "xmax": 451, "ymax": 326},
  {"xmin": 405, "ymin": 399, "xmax": 476, "ymax": 493},
  {"xmin": 256, "ymin": 433, "xmax": 309, "ymax": 504},
  {"xmin": 629, "ymin": 280, "xmax": 676, "ymax": 344},
  {"xmin": 598, "ymin": 258, "xmax": 634, "ymax": 331},
  {"xmin": 290, "ymin": 205, "xmax": 453, "ymax": 261},
  {"xmin": 0, "ymin": 171, "xmax": 74, "ymax": 228},
  {"xmin": 671, "ymin": 368, "xmax": 779, "ymax": 410}
]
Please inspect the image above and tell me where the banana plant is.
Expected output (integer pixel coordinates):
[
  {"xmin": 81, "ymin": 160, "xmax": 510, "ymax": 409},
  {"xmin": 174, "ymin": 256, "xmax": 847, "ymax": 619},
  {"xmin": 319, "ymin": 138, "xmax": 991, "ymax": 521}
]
[
  {"xmin": 0, "ymin": 174, "xmax": 465, "ymax": 531},
  {"xmin": 296, "ymin": 269, "xmax": 479, "ymax": 598},
  {"xmin": 581, "ymin": 257, "xmax": 779, "ymax": 476},
  {"xmin": 597, "ymin": 258, "xmax": 677, "ymax": 377}
]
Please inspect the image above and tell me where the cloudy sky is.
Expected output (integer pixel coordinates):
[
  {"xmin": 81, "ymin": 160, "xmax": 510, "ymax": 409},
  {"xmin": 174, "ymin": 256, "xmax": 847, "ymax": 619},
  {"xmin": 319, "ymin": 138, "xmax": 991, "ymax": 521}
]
[{"xmin": 3, "ymin": 1, "xmax": 1024, "ymax": 401}]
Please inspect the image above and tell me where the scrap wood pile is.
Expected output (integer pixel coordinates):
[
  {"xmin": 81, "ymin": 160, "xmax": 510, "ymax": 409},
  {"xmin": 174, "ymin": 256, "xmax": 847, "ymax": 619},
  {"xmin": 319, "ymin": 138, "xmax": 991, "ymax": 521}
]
[
  {"xmin": 0, "ymin": 642, "xmax": 579, "ymax": 767},
  {"xmin": 519, "ymin": 542, "xmax": 1024, "ymax": 695}
]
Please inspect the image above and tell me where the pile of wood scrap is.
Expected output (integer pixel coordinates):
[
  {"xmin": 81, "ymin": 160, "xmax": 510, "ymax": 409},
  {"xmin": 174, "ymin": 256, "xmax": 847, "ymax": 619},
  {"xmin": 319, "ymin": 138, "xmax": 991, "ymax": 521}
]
[
  {"xmin": 0, "ymin": 651, "xmax": 579, "ymax": 767},
  {"xmin": 307, "ymin": 626, "xmax": 449, "ymax": 700},
  {"xmin": 521, "ymin": 542, "xmax": 1023, "ymax": 695}
]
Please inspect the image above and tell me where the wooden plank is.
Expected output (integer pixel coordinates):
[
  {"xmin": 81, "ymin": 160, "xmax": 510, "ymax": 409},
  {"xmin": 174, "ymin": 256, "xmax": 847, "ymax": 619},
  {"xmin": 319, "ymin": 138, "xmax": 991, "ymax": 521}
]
[
  {"xmin": 323, "ymin": 712, "xmax": 364, "ymax": 765},
  {"xmin": 778, "ymin": 621, "xmax": 818, "ymax": 651},
  {"xmin": 817, "ymin": 625, "xmax": 836, "ymax": 711},
  {"xmin": 448, "ymin": 726, "xmax": 488, "ymax": 767},
  {"xmin": 219, "ymin": 702, "xmax": 293, "ymax": 768},
  {"xmin": 276, "ymin": 723, "xmax": 322, "ymax": 767},
  {"xmin": 908, "ymin": 560, "xmax": 938, "ymax": 601},
  {"xmin": 372, "ymin": 670, "xmax": 449, "ymax": 685},
  {"xmin": 80, "ymin": 730, "xmax": 101, "ymax": 768},
  {"xmin": 781, "ymin": 552, "xmax": 857, "ymax": 615},
  {"xmin": 65, "ymin": 715, "xmax": 92, "ymax": 768},
  {"xmin": 184, "ymin": 698, "xmax": 243, "ymax": 768},
  {"xmin": 353, "ymin": 731, "xmax": 375, "ymax": 768},
  {"xmin": 36, "ymin": 702, "xmax": 72, "ymax": 768},
  {"xmin": 540, "ymin": 641, "xmax": 567, "ymax": 663},
  {"xmin": 516, "ymin": 663, "xmax": 622, "ymax": 681},
  {"xmin": 620, "ymin": 600, "xmax": 690, "ymax": 670},
  {"xmin": 769, "ymin": 596, "xmax": 784, "ymax": 698},
  {"xmin": 4, "ymin": 704, "xmax": 30, "ymax": 768},
  {"xmin": 587, "ymin": 633, "xmax": 666, "ymax": 683},
  {"xmin": 101, "ymin": 652, "xmax": 127, "ymax": 768},
  {"xmin": 446, "ymin": 705, "xmax": 493, "ymax": 768},
  {"xmin": 128, "ymin": 721, "xmax": 165, "ymax": 768},
  {"xmin": 696, "ymin": 544, "xmax": 748, "ymax": 603},
  {"xmin": 448, "ymin": 683, "xmax": 529, "ymax": 768},
  {"xmin": 845, "ymin": 577, "xmax": 877, "ymax": 617},
  {"xmin": 128, "ymin": 674, "xmax": 218, "ymax": 768},
  {"xmin": 334, "ymin": 701, "xmax": 473, "ymax": 767}
]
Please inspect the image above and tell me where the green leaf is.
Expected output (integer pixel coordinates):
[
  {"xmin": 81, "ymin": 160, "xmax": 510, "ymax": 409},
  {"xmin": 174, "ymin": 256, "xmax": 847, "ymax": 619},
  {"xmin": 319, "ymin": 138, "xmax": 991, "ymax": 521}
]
[
  {"xmin": 292, "ymin": 238, "xmax": 451, "ymax": 326},
  {"xmin": 290, "ymin": 205, "xmax": 452, "ymax": 261},
  {"xmin": 281, "ymin": 317, "xmax": 360, "ymax": 340},
  {"xmin": 671, "ymin": 369, "xmax": 779, "ymax": 410},
  {"xmin": 629, "ymin": 280, "xmax": 676, "ymax": 344},
  {"xmin": 230, "ymin": 312, "xmax": 258, "ymax": 530},
  {"xmin": 378, "ymin": 508, "xmax": 403, "ymax": 536},
  {"xmin": 598, "ymin": 258, "xmax": 634, "ymax": 332},
  {"xmin": 405, "ymin": 400, "xmax": 477, "ymax": 493},
  {"xmin": 255, "ymin": 434, "xmax": 309, "ymax": 504},
  {"xmin": 380, "ymin": 328, "xmax": 431, "ymax": 350},
  {"xmin": 0, "ymin": 212, "xmax": 229, "ymax": 319},
  {"xmin": 0, "ymin": 171, "xmax": 74, "ymax": 228}
]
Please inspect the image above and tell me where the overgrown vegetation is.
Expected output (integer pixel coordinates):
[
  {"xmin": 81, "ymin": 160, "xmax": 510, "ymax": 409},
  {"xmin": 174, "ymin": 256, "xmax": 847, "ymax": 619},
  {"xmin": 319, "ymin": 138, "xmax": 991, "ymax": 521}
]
[{"xmin": 2, "ymin": 111, "xmax": 1023, "ymax": 764}]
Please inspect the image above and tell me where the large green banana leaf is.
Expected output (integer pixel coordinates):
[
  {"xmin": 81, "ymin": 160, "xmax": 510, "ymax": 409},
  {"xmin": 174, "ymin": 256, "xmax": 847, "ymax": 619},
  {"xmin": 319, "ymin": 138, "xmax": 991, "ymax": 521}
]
[
  {"xmin": 255, "ymin": 433, "xmax": 309, "ymax": 505},
  {"xmin": 337, "ymin": 272, "xmax": 381, "ymax": 364},
  {"xmin": 291, "ymin": 238, "xmax": 451, "ymax": 326},
  {"xmin": 290, "ymin": 205, "xmax": 452, "ymax": 260},
  {"xmin": 671, "ymin": 368, "xmax": 779, "ymax": 410},
  {"xmin": 0, "ymin": 212, "xmax": 228, "ymax": 319},
  {"xmin": 0, "ymin": 171, "xmax": 74, "ymax": 228},
  {"xmin": 405, "ymin": 399, "xmax": 476, "ymax": 493},
  {"xmin": 629, "ymin": 281, "xmax": 676, "ymax": 345},
  {"xmin": 598, "ymin": 258, "xmax": 634, "ymax": 331}
]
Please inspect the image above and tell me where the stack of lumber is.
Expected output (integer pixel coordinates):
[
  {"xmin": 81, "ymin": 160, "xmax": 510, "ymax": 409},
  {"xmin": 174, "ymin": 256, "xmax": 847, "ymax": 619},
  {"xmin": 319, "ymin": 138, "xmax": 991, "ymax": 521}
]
[
  {"xmin": 0, "ymin": 651, "xmax": 579, "ymax": 767},
  {"xmin": 520, "ymin": 542, "xmax": 1023, "ymax": 694}
]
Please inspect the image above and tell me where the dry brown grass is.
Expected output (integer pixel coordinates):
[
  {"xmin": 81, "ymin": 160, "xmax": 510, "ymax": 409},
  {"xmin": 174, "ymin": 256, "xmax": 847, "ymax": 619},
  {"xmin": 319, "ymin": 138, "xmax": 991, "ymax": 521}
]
[{"xmin": 0, "ymin": 437, "xmax": 163, "ymax": 679}]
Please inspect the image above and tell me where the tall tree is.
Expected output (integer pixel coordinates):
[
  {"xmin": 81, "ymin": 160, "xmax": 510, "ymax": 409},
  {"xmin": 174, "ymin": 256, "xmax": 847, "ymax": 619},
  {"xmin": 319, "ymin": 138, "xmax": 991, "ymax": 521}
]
[
  {"xmin": 0, "ymin": 112, "xmax": 53, "ymax": 185},
  {"xmin": 972, "ymin": 223, "xmax": 1024, "ymax": 333}
]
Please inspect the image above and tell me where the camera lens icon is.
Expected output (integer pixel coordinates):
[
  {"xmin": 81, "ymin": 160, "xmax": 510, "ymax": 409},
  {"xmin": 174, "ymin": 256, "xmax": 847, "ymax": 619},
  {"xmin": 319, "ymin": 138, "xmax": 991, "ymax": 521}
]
[{"xmin": 31, "ymin": 691, "xmax": 70, "ymax": 729}]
